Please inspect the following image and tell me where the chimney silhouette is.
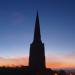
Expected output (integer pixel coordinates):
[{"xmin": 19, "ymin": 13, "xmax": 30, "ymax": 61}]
[{"xmin": 29, "ymin": 12, "xmax": 46, "ymax": 72}]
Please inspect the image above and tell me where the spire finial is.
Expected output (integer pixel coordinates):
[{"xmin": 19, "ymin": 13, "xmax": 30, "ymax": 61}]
[
  {"xmin": 37, "ymin": 11, "xmax": 38, "ymax": 17},
  {"xmin": 33, "ymin": 12, "xmax": 41, "ymax": 43}
]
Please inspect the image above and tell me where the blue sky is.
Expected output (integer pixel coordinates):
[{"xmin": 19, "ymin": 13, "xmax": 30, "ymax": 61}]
[{"xmin": 0, "ymin": 0, "xmax": 74, "ymax": 62}]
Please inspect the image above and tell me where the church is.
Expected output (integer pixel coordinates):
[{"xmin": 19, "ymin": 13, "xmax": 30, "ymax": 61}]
[
  {"xmin": 21, "ymin": 12, "xmax": 53, "ymax": 75},
  {"xmin": 25, "ymin": 12, "xmax": 66, "ymax": 75}
]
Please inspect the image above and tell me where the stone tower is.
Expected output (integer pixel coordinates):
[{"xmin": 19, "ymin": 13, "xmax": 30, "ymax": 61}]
[{"xmin": 29, "ymin": 12, "xmax": 46, "ymax": 72}]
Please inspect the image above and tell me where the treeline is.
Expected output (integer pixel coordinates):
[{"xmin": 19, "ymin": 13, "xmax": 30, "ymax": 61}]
[{"xmin": 0, "ymin": 66, "xmax": 73, "ymax": 75}]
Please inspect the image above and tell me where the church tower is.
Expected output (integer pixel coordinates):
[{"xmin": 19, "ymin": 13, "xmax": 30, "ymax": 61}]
[{"xmin": 29, "ymin": 12, "xmax": 46, "ymax": 71}]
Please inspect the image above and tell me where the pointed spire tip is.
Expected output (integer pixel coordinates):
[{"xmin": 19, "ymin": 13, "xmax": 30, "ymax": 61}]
[{"xmin": 33, "ymin": 12, "xmax": 42, "ymax": 43}]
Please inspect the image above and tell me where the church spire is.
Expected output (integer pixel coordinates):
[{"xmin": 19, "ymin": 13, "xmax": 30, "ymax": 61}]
[
  {"xmin": 33, "ymin": 12, "xmax": 41, "ymax": 43},
  {"xmin": 29, "ymin": 12, "xmax": 46, "ymax": 71}
]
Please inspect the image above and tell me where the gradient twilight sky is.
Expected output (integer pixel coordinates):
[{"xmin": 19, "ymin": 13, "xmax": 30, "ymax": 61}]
[{"xmin": 0, "ymin": 0, "xmax": 75, "ymax": 69}]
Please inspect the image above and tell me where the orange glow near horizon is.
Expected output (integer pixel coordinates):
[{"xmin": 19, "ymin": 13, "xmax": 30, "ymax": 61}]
[
  {"xmin": 0, "ymin": 57, "xmax": 75, "ymax": 69},
  {"xmin": 0, "ymin": 57, "xmax": 28, "ymax": 67},
  {"xmin": 46, "ymin": 62, "xmax": 75, "ymax": 69}
]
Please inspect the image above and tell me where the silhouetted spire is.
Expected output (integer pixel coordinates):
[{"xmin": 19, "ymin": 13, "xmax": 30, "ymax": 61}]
[
  {"xmin": 29, "ymin": 12, "xmax": 46, "ymax": 71},
  {"xmin": 33, "ymin": 12, "xmax": 41, "ymax": 43}
]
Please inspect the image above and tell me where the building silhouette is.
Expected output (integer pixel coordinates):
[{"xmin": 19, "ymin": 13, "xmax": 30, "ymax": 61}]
[
  {"xmin": 29, "ymin": 12, "xmax": 46, "ymax": 72},
  {"xmin": 28, "ymin": 12, "xmax": 53, "ymax": 75}
]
